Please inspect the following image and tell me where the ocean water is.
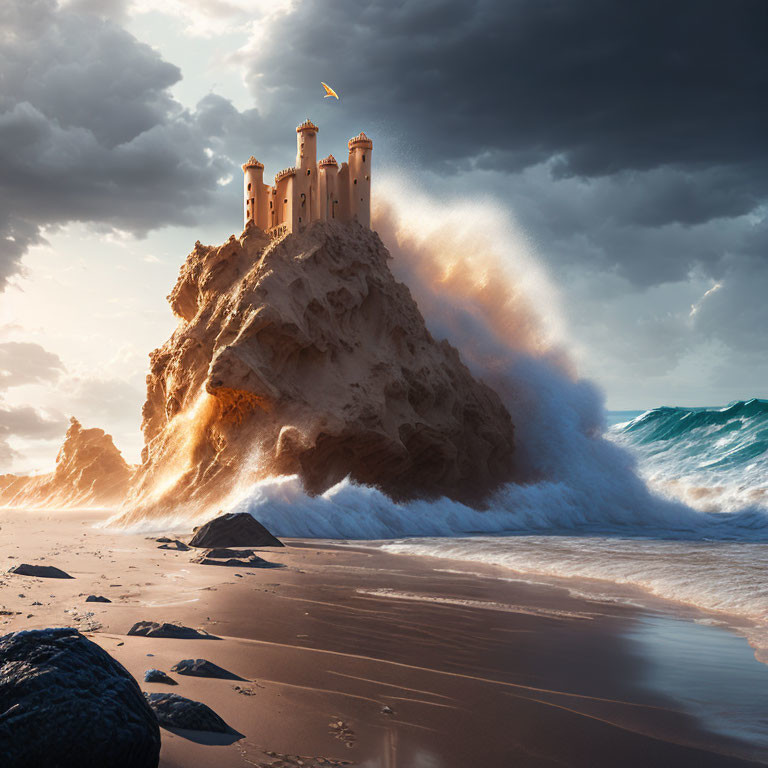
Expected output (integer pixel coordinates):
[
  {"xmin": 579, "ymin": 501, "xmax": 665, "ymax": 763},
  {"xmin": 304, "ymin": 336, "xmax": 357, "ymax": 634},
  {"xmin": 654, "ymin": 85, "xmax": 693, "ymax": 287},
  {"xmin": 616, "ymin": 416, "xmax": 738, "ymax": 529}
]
[{"xmin": 228, "ymin": 400, "xmax": 768, "ymax": 662}]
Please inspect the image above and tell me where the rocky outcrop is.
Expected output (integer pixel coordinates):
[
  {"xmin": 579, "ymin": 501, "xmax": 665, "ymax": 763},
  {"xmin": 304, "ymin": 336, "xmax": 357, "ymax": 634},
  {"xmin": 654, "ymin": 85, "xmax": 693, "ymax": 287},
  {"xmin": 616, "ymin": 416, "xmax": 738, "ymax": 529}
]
[
  {"xmin": 0, "ymin": 418, "xmax": 132, "ymax": 509},
  {"xmin": 117, "ymin": 220, "xmax": 515, "ymax": 524},
  {"xmin": 0, "ymin": 627, "xmax": 161, "ymax": 768}
]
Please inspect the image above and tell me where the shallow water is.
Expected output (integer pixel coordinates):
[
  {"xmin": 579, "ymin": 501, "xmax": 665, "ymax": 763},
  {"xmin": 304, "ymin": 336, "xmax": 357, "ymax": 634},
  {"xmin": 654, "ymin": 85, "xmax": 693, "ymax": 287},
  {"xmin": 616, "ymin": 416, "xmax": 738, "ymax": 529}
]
[{"xmin": 626, "ymin": 615, "xmax": 768, "ymax": 753}]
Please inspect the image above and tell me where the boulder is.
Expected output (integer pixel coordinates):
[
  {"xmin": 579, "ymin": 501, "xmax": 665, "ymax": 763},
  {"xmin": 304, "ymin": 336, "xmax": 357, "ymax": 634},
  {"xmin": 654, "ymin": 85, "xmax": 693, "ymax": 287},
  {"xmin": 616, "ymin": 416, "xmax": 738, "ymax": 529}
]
[
  {"xmin": 188, "ymin": 513, "xmax": 283, "ymax": 549},
  {"xmin": 8, "ymin": 564, "xmax": 73, "ymax": 579},
  {"xmin": 127, "ymin": 621, "xmax": 216, "ymax": 639},
  {"xmin": 171, "ymin": 658, "xmax": 243, "ymax": 680},
  {"xmin": 143, "ymin": 692, "xmax": 231, "ymax": 733},
  {"xmin": 0, "ymin": 627, "xmax": 160, "ymax": 767},
  {"xmin": 85, "ymin": 595, "xmax": 111, "ymax": 603}
]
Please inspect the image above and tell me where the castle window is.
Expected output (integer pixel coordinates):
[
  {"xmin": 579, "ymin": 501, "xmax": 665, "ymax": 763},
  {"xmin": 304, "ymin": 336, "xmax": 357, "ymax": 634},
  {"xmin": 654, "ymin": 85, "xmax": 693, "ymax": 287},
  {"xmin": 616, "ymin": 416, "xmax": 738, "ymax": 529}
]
[
  {"xmin": 362, "ymin": 154, "xmax": 366, "ymax": 162},
  {"xmin": 298, "ymin": 217, "xmax": 302, "ymax": 223},
  {"xmin": 365, "ymin": 175, "xmax": 369, "ymax": 180},
  {"xmin": 284, "ymin": 198, "xmax": 288, "ymax": 203},
  {"xmin": 270, "ymin": 201, "xmax": 273, "ymax": 209},
  {"xmin": 353, "ymin": 179, "xmax": 358, "ymax": 185},
  {"xmin": 307, "ymin": 169, "xmax": 311, "ymax": 176},
  {"xmin": 247, "ymin": 183, "xmax": 252, "ymax": 191}
]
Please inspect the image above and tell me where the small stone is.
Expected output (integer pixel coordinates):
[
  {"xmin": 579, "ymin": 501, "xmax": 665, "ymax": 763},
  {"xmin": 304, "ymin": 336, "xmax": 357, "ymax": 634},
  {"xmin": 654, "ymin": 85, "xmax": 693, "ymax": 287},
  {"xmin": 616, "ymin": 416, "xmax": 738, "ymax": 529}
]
[
  {"xmin": 7, "ymin": 564, "xmax": 73, "ymax": 579},
  {"xmin": 127, "ymin": 621, "xmax": 216, "ymax": 639},
  {"xmin": 143, "ymin": 669, "xmax": 177, "ymax": 685},
  {"xmin": 143, "ymin": 692, "xmax": 232, "ymax": 733},
  {"xmin": 171, "ymin": 658, "xmax": 242, "ymax": 680}
]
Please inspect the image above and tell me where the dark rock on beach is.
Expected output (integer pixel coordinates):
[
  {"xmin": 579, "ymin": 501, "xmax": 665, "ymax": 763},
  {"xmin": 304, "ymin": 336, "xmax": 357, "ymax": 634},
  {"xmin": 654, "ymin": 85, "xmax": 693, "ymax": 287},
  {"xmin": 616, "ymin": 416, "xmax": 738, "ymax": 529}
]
[
  {"xmin": 171, "ymin": 658, "xmax": 243, "ymax": 680},
  {"xmin": 0, "ymin": 627, "xmax": 160, "ymax": 767},
  {"xmin": 157, "ymin": 539, "xmax": 190, "ymax": 551},
  {"xmin": 189, "ymin": 512, "xmax": 283, "ymax": 548},
  {"xmin": 7, "ymin": 564, "xmax": 73, "ymax": 579},
  {"xmin": 144, "ymin": 692, "xmax": 231, "ymax": 733},
  {"xmin": 192, "ymin": 551, "xmax": 279, "ymax": 568},
  {"xmin": 127, "ymin": 621, "xmax": 217, "ymax": 639},
  {"xmin": 85, "ymin": 595, "xmax": 111, "ymax": 603},
  {"xmin": 202, "ymin": 548, "xmax": 255, "ymax": 559},
  {"xmin": 144, "ymin": 669, "xmax": 177, "ymax": 685}
]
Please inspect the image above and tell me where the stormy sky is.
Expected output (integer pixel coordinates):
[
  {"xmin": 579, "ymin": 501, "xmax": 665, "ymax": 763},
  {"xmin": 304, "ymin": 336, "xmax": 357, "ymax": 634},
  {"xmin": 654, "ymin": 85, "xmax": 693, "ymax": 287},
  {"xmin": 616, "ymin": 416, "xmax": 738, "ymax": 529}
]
[{"xmin": 0, "ymin": 0, "xmax": 766, "ymax": 471}]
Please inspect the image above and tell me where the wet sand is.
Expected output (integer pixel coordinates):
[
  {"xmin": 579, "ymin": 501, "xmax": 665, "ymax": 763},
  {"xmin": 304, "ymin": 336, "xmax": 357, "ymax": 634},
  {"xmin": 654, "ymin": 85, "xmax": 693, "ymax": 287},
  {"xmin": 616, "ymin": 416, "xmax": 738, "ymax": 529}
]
[{"xmin": 0, "ymin": 507, "xmax": 765, "ymax": 767}]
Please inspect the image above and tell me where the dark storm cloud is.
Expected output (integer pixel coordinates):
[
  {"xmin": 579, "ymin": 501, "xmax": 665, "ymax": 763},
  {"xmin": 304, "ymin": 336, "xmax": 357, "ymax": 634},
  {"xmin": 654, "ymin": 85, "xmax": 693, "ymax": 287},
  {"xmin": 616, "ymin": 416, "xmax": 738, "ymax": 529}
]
[
  {"xmin": 245, "ymin": 0, "xmax": 768, "ymax": 181},
  {"xmin": 0, "ymin": 0, "xmax": 249, "ymax": 288},
  {"xmin": 241, "ymin": 0, "xmax": 768, "ymax": 378},
  {"xmin": 238, "ymin": 0, "xmax": 768, "ymax": 389}
]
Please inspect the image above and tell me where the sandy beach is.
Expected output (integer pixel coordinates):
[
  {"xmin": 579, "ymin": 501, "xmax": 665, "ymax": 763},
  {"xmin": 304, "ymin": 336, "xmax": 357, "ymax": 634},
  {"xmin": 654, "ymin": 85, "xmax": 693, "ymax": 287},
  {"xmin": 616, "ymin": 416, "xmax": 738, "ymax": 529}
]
[{"xmin": 0, "ymin": 507, "xmax": 765, "ymax": 767}]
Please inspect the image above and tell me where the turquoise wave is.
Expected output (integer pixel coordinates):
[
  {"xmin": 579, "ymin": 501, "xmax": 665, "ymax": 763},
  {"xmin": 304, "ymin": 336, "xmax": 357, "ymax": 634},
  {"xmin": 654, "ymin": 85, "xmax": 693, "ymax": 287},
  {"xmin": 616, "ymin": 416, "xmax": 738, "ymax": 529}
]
[{"xmin": 613, "ymin": 399, "xmax": 768, "ymax": 511}]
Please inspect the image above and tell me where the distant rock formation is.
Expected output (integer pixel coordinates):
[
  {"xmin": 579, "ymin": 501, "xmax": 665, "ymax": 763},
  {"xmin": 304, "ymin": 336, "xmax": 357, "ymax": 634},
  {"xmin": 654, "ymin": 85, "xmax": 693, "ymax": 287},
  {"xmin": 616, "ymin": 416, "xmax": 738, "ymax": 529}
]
[
  {"xmin": 117, "ymin": 220, "xmax": 516, "ymax": 524},
  {"xmin": 0, "ymin": 417, "xmax": 132, "ymax": 509}
]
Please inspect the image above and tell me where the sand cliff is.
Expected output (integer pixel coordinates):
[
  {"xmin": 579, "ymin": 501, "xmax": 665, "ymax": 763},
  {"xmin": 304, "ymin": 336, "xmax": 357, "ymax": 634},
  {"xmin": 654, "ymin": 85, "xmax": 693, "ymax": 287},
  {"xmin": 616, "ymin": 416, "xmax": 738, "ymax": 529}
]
[
  {"xmin": 0, "ymin": 417, "xmax": 132, "ymax": 508},
  {"xmin": 117, "ymin": 220, "xmax": 515, "ymax": 523}
]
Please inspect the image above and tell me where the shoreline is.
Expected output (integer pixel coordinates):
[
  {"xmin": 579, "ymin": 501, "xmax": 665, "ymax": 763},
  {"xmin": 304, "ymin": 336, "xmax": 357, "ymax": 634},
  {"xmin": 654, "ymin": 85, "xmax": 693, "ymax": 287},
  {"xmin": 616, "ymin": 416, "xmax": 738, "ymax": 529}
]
[{"xmin": 1, "ymin": 508, "xmax": 767, "ymax": 766}]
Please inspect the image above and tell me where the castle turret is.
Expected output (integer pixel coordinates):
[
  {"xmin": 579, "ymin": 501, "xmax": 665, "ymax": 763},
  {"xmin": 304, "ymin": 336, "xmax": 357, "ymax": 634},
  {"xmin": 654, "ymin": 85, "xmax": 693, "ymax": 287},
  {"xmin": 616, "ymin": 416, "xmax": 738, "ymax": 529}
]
[
  {"xmin": 242, "ymin": 156, "xmax": 267, "ymax": 230},
  {"xmin": 347, "ymin": 132, "xmax": 373, "ymax": 227},
  {"xmin": 296, "ymin": 119, "xmax": 318, "ymax": 169}
]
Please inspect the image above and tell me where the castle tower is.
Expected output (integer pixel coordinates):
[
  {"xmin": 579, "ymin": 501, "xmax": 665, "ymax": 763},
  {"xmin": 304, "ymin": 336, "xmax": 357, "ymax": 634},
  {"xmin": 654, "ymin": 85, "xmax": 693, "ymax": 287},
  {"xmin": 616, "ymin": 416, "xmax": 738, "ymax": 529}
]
[
  {"xmin": 347, "ymin": 132, "xmax": 373, "ymax": 227},
  {"xmin": 295, "ymin": 120, "xmax": 319, "ymax": 226},
  {"xmin": 242, "ymin": 156, "xmax": 267, "ymax": 230},
  {"xmin": 274, "ymin": 166, "xmax": 297, "ymax": 235},
  {"xmin": 318, "ymin": 155, "xmax": 339, "ymax": 220}
]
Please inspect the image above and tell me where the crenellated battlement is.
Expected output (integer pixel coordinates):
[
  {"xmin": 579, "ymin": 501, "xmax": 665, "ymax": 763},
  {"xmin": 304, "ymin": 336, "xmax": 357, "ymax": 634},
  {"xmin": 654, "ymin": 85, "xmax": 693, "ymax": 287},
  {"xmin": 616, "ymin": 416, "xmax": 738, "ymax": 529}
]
[
  {"xmin": 274, "ymin": 167, "xmax": 297, "ymax": 182},
  {"xmin": 348, "ymin": 132, "xmax": 373, "ymax": 149},
  {"xmin": 296, "ymin": 119, "xmax": 319, "ymax": 134},
  {"xmin": 242, "ymin": 119, "xmax": 372, "ymax": 237}
]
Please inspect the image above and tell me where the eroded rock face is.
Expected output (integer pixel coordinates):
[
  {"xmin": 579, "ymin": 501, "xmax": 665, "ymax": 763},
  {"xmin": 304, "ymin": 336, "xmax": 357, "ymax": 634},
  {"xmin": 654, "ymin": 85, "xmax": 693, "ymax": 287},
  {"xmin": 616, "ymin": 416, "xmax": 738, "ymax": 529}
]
[
  {"xmin": 0, "ymin": 417, "xmax": 132, "ymax": 509},
  {"xmin": 0, "ymin": 628, "xmax": 160, "ymax": 768},
  {"xmin": 119, "ymin": 220, "xmax": 515, "ymax": 523}
]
